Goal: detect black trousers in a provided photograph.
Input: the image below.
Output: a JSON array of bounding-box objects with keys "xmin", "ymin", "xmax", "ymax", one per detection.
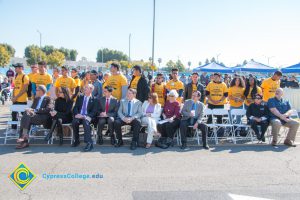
[
  {"xmin": 97, "ymin": 117, "xmax": 114, "ymax": 138},
  {"xmin": 49, "ymin": 116, "xmax": 72, "ymax": 138},
  {"xmin": 72, "ymin": 118, "xmax": 92, "ymax": 144},
  {"xmin": 12, "ymin": 101, "xmax": 27, "ymax": 129},
  {"xmin": 248, "ymin": 119, "xmax": 269, "ymax": 138},
  {"xmin": 114, "ymin": 118, "xmax": 141, "ymax": 142},
  {"xmin": 207, "ymin": 104, "xmax": 224, "ymax": 124},
  {"xmin": 180, "ymin": 119, "xmax": 208, "ymax": 146},
  {"xmin": 157, "ymin": 118, "xmax": 180, "ymax": 139}
]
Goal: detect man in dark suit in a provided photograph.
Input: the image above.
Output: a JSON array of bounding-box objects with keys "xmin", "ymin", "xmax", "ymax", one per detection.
[
  {"xmin": 114, "ymin": 88, "xmax": 142, "ymax": 150},
  {"xmin": 16, "ymin": 85, "xmax": 53, "ymax": 149},
  {"xmin": 97, "ymin": 86, "xmax": 119, "ymax": 145},
  {"xmin": 72, "ymin": 84, "xmax": 97, "ymax": 151},
  {"xmin": 180, "ymin": 91, "xmax": 209, "ymax": 150},
  {"xmin": 184, "ymin": 72, "xmax": 205, "ymax": 102}
]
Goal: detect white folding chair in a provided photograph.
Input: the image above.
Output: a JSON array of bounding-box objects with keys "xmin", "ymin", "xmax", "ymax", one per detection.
[
  {"xmin": 202, "ymin": 109, "xmax": 219, "ymax": 144},
  {"xmin": 230, "ymin": 109, "xmax": 255, "ymax": 144},
  {"xmin": 28, "ymin": 125, "xmax": 51, "ymax": 144},
  {"xmin": 212, "ymin": 108, "xmax": 234, "ymax": 144},
  {"xmin": 4, "ymin": 104, "xmax": 29, "ymax": 144}
]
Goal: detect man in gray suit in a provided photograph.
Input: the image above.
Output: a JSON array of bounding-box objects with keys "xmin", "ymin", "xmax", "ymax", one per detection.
[
  {"xmin": 180, "ymin": 91, "xmax": 209, "ymax": 150},
  {"xmin": 114, "ymin": 88, "xmax": 142, "ymax": 150},
  {"xmin": 97, "ymin": 86, "xmax": 119, "ymax": 145}
]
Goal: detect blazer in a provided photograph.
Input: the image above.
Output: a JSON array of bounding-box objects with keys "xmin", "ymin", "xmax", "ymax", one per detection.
[
  {"xmin": 118, "ymin": 98, "xmax": 142, "ymax": 121},
  {"xmin": 141, "ymin": 101, "xmax": 162, "ymax": 121},
  {"xmin": 98, "ymin": 96, "xmax": 119, "ymax": 118},
  {"xmin": 181, "ymin": 99, "xmax": 205, "ymax": 124},
  {"xmin": 184, "ymin": 82, "xmax": 205, "ymax": 103},
  {"xmin": 73, "ymin": 94, "xmax": 97, "ymax": 119},
  {"xmin": 31, "ymin": 96, "xmax": 53, "ymax": 115}
]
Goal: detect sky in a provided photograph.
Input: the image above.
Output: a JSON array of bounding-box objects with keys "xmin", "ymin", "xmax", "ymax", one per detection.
[{"xmin": 1, "ymin": 0, "xmax": 300, "ymax": 68}]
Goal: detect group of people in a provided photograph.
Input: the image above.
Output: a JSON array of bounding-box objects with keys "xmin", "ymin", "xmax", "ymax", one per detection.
[{"xmin": 9, "ymin": 61, "xmax": 299, "ymax": 151}]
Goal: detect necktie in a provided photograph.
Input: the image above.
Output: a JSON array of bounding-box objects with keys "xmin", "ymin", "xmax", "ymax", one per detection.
[
  {"xmin": 192, "ymin": 102, "xmax": 196, "ymax": 110},
  {"xmin": 127, "ymin": 101, "xmax": 131, "ymax": 117},
  {"xmin": 105, "ymin": 99, "xmax": 109, "ymax": 113},
  {"xmin": 81, "ymin": 97, "xmax": 88, "ymax": 115}
]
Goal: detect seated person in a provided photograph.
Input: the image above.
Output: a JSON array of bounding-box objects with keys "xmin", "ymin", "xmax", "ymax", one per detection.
[
  {"xmin": 157, "ymin": 90, "xmax": 181, "ymax": 149},
  {"xmin": 97, "ymin": 86, "xmax": 119, "ymax": 145},
  {"xmin": 180, "ymin": 91, "xmax": 209, "ymax": 150},
  {"xmin": 45, "ymin": 87, "xmax": 73, "ymax": 145},
  {"xmin": 141, "ymin": 92, "xmax": 162, "ymax": 149},
  {"xmin": 246, "ymin": 94, "xmax": 269, "ymax": 142},
  {"xmin": 72, "ymin": 84, "xmax": 97, "ymax": 152},
  {"xmin": 268, "ymin": 88, "xmax": 299, "ymax": 147},
  {"xmin": 114, "ymin": 88, "xmax": 142, "ymax": 150},
  {"xmin": 16, "ymin": 85, "xmax": 53, "ymax": 149}
]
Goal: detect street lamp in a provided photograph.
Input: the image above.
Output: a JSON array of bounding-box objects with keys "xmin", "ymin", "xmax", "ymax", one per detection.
[
  {"xmin": 151, "ymin": 0, "xmax": 156, "ymax": 75},
  {"xmin": 37, "ymin": 30, "xmax": 42, "ymax": 48},
  {"xmin": 129, "ymin": 33, "xmax": 131, "ymax": 63},
  {"xmin": 216, "ymin": 53, "xmax": 221, "ymax": 63}
]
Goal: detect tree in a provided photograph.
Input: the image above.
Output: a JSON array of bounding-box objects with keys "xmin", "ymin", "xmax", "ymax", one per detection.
[
  {"xmin": 25, "ymin": 45, "xmax": 47, "ymax": 65},
  {"xmin": 0, "ymin": 43, "xmax": 15, "ymax": 57},
  {"xmin": 47, "ymin": 50, "xmax": 65, "ymax": 67},
  {"xmin": 158, "ymin": 58, "xmax": 162, "ymax": 66},
  {"xmin": 166, "ymin": 60, "xmax": 176, "ymax": 69},
  {"xmin": 42, "ymin": 45, "xmax": 55, "ymax": 55},
  {"xmin": 188, "ymin": 61, "xmax": 192, "ymax": 69},
  {"xmin": 70, "ymin": 50, "xmax": 78, "ymax": 61},
  {"xmin": 205, "ymin": 59, "xmax": 209, "ymax": 64},
  {"xmin": 96, "ymin": 48, "xmax": 128, "ymax": 63},
  {"xmin": 198, "ymin": 61, "xmax": 202, "ymax": 66},
  {"xmin": 59, "ymin": 47, "xmax": 71, "ymax": 60},
  {"xmin": 163, "ymin": 60, "xmax": 185, "ymax": 72},
  {"xmin": 210, "ymin": 57, "xmax": 216, "ymax": 63},
  {"xmin": 243, "ymin": 60, "xmax": 247, "ymax": 65},
  {"xmin": 0, "ymin": 46, "xmax": 10, "ymax": 67}
]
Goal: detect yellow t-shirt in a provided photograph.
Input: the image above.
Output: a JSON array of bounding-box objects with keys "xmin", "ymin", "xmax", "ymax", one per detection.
[
  {"xmin": 80, "ymin": 80, "xmax": 91, "ymax": 91},
  {"xmin": 31, "ymin": 73, "xmax": 53, "ymax": 87},
  {"xmin": 106, "ymin": 73, "xmax": 128, "ymax": 100},
  {"xmin": 228, "ymin": 86, "xmax": 245, "ymax": 107},
  {"xmin": 152, "ymin": 83, "xmax": 166, "ymax": 106},
  {"xmin": 13, "ymin": 73, "xmax": 29, "ymax": 103},
  {"xmin": 27, "ymin": 72, "xmax": 36, "ymax": 82},
  {"xmin": 55, "ymin": 76, "xmax": 76, "ymax": 89},
  {"xmin": 261, "ymin": 78, "xmax": 280, "ymax": 102},
  {"xmin": 73, "ymin": 77, "xmax": 81, "ymax": 87},
  {"xmin": 206, "ymin": 81, "xmax": 228, "ymax": 105},
  {"xmin": 192, "ymin": 84, "xmax": 197, "ymax": 93},
  {"xmin": 245, "ymin": 86, "xmax": 262, "ymax": 106},
  {"xmin": 166, "ymin": 79, "xmax": 184, "ymax": 103},
  {"xmin": 129, "ymin": 76, "xmax": 141, "ymax": 89}
]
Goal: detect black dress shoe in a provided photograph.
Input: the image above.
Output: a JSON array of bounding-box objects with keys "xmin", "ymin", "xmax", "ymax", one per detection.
[
  {"xmin": 130, "ymin": 141, "xmax": 137, "ymax": 150},
  {"xmin": 71, "ymin": 140, "xmax": 80, "ymax": 147},
  {"xmin": 180, "ymin": 143, "xmax": 188, "ymax": 150},
  {"xmin": 84, "ymin": 143, "xmax": 93, "ymax": 152},
  {"xmin": 203, "ymin": 145, "xmax": 210, "ymax": 150},
  {"xmin": 97, "ymin": 136, "xmax": 103, "ymax": 145},
  {"xmin": 110, "ymin": 135, "xmax": 116, "ymax": 146},
  {"xmin": 114, "ymin": 140, "xmax": 123, "ymax": 147},
  {"xmin": 59, "ymin": 137, "xmax": 63, "ymax": 146}
]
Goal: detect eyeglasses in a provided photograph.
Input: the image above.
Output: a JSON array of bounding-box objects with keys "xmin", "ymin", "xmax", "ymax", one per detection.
[
  {"xmin": 169, "ymin": 95, "xmax": 175, "ymax": 97},
  {"xmin": 172, "ymin": 73, "xmax": 178, "ymax": 75},
  {"xmin": 255, "ymin": 97, "xmax": 262, "ymax": 100}
]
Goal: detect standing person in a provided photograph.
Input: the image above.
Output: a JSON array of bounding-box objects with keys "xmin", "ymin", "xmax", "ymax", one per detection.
[
  {"xmin": 6, "ymin": 67, "xmax": 15, "ymax": 84},
  {"xmin": 244, "ymin": 77, "xmax": 262, "ymax": 109},
  {"xmin": 141, "ymin": 93, "xmax": 162, "ymax": 148},
  {"xmin": 180, "ymin": 91, "xmax": 209, "ymax": 149},
  {"xmin": 128, "ymin": 65, "xmax": 149, "ymax": 103},
  {"xmin": 11, "ymin": 63, "xmax": 29, "ymax": 129},
  {"xmin": 205, "ymin": 72, "xmax": 228, "ymax": 124},
  {"xmin": 70, "ymin": 68, "xmax": 81, "ymax": 100},
  {"xmin": 105, "ymin": 63, "xmax": 128, "ymax": 100},
  {"xmin": 90, "ymin": 70, "xmax": 103, "ymax": 99},
  {"xmin": 31, "ymin": 61, "xmax": 53, "ymax": 97},
  {"xmin": 80, "ymin": 71, "xmax": 91, "ymax": 93},
  {"xmin": 44, "ymin": 87, "xmax": 73, "ymax": 145},
  {"xmin": 261, "ymin": 71, "xmax": 282, "ymax": 103},
  {"xmin": 184, "ymin": 72, "xmax": 205, "ymax": 102},
  {"xmin": 157, "ymin": 90, "xmax": 181, "ymax": 149},
  {"xmin": 114, "ymin": 88, "xmax": 142, "ymax": 150},
  {"xmin": 27, "ymin": 64, "xmax": 39, "ymax": 100},
  {"xmin": 54, "ymin": 66, "xmax": 76, "ymax": 98},
  {"xmin": 102, "ymin": 72, "xmax": 110, "ymax": 89},
  {"xmin": 287, "ymin": 75, "xmax": 300, "ymax": 88},
  {"xmin": 96, "ymin": 86, "xmax": 119, "ymax": 145},
  {"xmin": 246, "ymin": 94, "xmax": 269, "ymax": 142},
  {"xmin": 0, "ymin": 77, "xmax": 10, "ymax": 102},
  {"xmin": 179, "ymin": 74, "xmax": 187, "ymax": 86},
  {"xmin": 49, "ymin": 67, "xmax": 60, "ymax": 100},
  {"xmin": 72, "ymin": 84, "xmax": 98, "ymax": 151},
  {"xmin": 267, "ymin": 88, "xmax": 299, "ymax": 147},
  {"xmin": 200, "ymin": 72, "xmax": 209, "ymax": 86},
  {"xmin": 228, "ymin": 77, "xmax": 245, "ymax": 124},
  {"xmin": 166, "ymin": 68, "xmax": 184, "ymax": 103},
  {"xmin": 151, "ymin": 73, "xmax": 166, "ymax": 106}
]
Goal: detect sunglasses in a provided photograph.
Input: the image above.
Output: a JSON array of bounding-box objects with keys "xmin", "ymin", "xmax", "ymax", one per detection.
[{"xmin": 255, "ymin": 97, "xmax": 262, "ymax": 100}]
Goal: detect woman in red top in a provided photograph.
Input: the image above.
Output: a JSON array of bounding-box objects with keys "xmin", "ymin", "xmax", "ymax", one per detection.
[{"xmin": 157, "ymin": 90, "xmax": 181, "ymax": 148}]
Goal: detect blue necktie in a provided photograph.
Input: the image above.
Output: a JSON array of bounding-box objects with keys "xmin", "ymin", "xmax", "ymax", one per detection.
[
  {"xmin": 127, "ymin": 101, "xmax": 131, "ymax": 117},
  {"xmin": 192, "ymin": 102, "xmax": 196, "ymax": 110},
  {"xmin": 81, "ymin": 97, "xmax": 88, "ymax": 115}
]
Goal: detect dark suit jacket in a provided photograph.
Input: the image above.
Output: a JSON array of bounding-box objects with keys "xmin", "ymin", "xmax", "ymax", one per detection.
[
  {"xmin": 129, "ymin": 75, "xmax": 150, "ymax": 103},
  {"xmin": 184, "ymin": 82, "xmax": 205, "ymax": 103},
  {"xmin": 73, "ymin": 94, "xmax": 97, "ymax": 119},
  {"xmin": 98, "ymin": 96, "xmax": 119, "ymax": 118},
  {"xmin": 31, "ymin": 96, "xmax": 53, "ymax": 115}
]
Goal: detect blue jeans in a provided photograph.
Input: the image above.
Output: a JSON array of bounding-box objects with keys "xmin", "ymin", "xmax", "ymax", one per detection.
[{"xmin": 229, "ymin": 105, "xmax": 244, "ymax": 124}]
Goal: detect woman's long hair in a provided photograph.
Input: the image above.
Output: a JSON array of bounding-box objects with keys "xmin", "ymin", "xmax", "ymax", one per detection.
[
  {"xmin": 229, "ymin": 77, "xmax": 244, "ymax": 88},
  {"xmin": 61, "ymin": 87, "xmax": 71, "ymax": 102},
  {"xmin": 244, "ymin": 77, "xmax": 258, "ymax": 99}
]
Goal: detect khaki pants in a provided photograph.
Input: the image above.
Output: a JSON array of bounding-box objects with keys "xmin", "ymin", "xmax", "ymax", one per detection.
[{"xmin": 270, "ymin": 119, "xmax": 299, "ymax": 142}]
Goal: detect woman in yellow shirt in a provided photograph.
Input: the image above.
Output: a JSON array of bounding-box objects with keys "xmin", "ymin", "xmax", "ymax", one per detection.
[
  {"xmin": 244, "ymin": 77, "xmax": 262, "ymax": 109},
  {"xmin": 228, "ymin": 77, "xmax": 245, "ymax": 124}
]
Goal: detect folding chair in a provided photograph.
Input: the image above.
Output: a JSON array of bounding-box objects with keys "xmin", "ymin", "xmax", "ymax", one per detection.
[
  {"xmin": 230, "ymin": 109, "xmax": 255, "ymax": 144},
  {"xmin": 28, "ymin": 125, "xmax": 51, "ymax": 144},
  {"xmin": 4, "ymin": 104, "xmax": 29, "ymax": 144},
  {"xmin": 212, "ymin": 108, "xmax": 234, "ymax": 144},
  {"xmin": 202, "ymin": 109, "xmax": 219, "ymax": 144},
  {"xmin": 50, "ymin": 123, "xmax": 73, "ymax": 144}
]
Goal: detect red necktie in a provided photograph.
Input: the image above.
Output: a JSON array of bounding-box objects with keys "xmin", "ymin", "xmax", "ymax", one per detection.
[{"xmin": 105, "ymin": 99, "xmax": 109, "ymax": 113}]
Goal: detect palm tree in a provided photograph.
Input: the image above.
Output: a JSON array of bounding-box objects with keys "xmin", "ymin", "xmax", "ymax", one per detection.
[{"xmin": 188, "ymin": 61, "xmax": 192, "ymax": 70}]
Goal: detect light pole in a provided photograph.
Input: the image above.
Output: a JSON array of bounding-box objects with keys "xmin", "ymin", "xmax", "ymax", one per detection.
[
  {"xmin": 151, "ymin": 0, "xmax": 156, "ymax": 75},
  {"xmin": 129, "ymin": 33, "xmax": 131, "ymax": 63},
  {"xmin": 101, "ymin": 48, "xmax": 104, "ymax": 63},
  {"xmin": 37, "ymin": 30, "xmax": 42, "ymax": 48},
  {"xmin": 216, "ymin": 53, "xmax": 221, "ymax": 63}
]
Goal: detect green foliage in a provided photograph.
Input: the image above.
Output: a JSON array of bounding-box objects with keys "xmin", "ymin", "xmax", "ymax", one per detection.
[
  {"xmin": 42, "ymin": 45, "xmax": 55, "ymax": 55},
  {"xmin": 47, "ymin": 50, "xmax": 65, "ymax": 67},
  {"xmin": 205, "ymin": 59, "xmax": 209, "ymax": 64},
  {"xmin": 0, "ymin": 43, "xmax": 15, "ymax": 57},
  {"xmin": 162, "ymin": 59, "xmax": 185, "ymax": 72},
  {"xmin": 70, "ymin": 50, "xmax": 78, "ymax": 61},
  {"xmin": 25, "ymin": 45, "xmax": 47, "ymax": 65},
  {"xmin": 198, "ymin": 61, "xmax": 202, "ymax": 66},
  {"xmin": 210, "ymin": 57, "xmax": 216, "ymax": 63},
  {"xmin": 97, "ymin": 48, "xmax": 128, "ymax": 63},
  {"xmin": 0, "ymin": 46, "xmax": 10, "ymax": 67}
]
